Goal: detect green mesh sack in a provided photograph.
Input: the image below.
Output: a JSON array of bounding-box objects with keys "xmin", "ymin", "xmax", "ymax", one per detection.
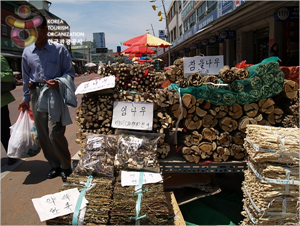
[{"xmin": 179, "ymin": 57, "xmax": 284, "ymax": 106}]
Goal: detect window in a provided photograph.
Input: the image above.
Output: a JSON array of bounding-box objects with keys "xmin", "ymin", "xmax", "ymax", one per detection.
[
  {"xmin": 207, "ymin": 1, "xmax": 217, "ymax": 14},
  {"xmin": 179, "ymin": 25, "xmax": 182, "ymax": 36},
  {"xmin": 178, "ymin": 0, "xmax": 182, "ymax": 11},
  {"xmin": 173, "ymin": 26, "xmax": 176, "ymax": 40},
  {"xmin": 189, "ymin": 12, "xmax": 196, "ymax": 28},
  {"xmin": 184, "ymin": 20, "xmax": 189, "ymax": 32},
  {"xmin": 1, "ymin": 24, "xmax": 7, "ymax": 35},
  {"xmin": 197, "ymin": 3, "xmax": 206, "ymax": 22},
  {"xmin": 173, "ymin": 1, "xmax": 177, "ymax": 13},
  {"xmin": 170, "ymin": 5, "xmax": 173, "ymax": 18}
]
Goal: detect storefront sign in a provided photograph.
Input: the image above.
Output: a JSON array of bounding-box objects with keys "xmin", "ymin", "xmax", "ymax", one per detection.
[
  {"xmin": 75, "ymin": 76, "xmax": 115, "ymax": 95},
  {"xmin": 209, "ymin": 36, "xmax": 217, "ymax": 44},
  {"xmin": 219, "ymin": 30, "xmax": 236, "ymax": 39},
  {"xmin": 183, "ymin": 55, "xmax": 224, "ymax": 76},
  {"xmin": 202, "ymin": 39, "xmax": 209, "ymax": 46},
  {"xmin": 274, "ymin": 6, "xmax": 299, "ymax": 22},
  {"xmin": 218, "ymin": 0, "xmax": 234, "ymax": 17},
  {"xmin": 197, "ymin": 8, "xmax": 218, "ymax": 31},
  {"xmin": 112, "ymin": 102, "xmax": 153, "ymax": 131}
]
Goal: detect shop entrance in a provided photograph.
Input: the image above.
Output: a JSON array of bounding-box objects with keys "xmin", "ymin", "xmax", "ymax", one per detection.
[{"xmin": 254, "ymin": 27, "xmax": 269, "ymax": 64}]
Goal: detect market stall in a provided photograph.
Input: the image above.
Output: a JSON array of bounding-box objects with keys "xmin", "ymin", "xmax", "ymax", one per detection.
[{"xmin": 43, "ymin": 54, "xmax": 298, "ymax": 225}]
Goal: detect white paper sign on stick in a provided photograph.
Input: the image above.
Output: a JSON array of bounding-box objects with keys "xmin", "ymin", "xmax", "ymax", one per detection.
[
  {"xmin": 32, "ymin": 188, "xmax": 88, "ymax": 222},
  {"xmin": 75, "ymin": 75, "xmax": 115, "ymax": 95},
  {"xmin": 112, "ymin": 101, "xmax": 153, "ymax": 131},
  {"xmin": 121, "ymin": 171, "xmax": 163, "ymax": 187},
  {"xmin": 183, "ymin": 55, "xmax": 224, "ymax": 77}
]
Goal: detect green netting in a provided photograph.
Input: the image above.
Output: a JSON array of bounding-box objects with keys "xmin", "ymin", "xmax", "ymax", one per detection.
[{"xmin": 178, "ymin": 57, "xmax": 285, "ymax": 106}]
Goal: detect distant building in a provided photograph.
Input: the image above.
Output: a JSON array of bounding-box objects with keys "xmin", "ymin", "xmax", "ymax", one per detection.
[{"xmin": 93, "ymin": 32, "xmax": 106, "ymax": 48}]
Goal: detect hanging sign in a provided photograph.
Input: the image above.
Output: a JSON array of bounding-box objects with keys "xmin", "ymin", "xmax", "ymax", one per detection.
[
  {"xmin": 219, "ymin": 30, "xmax": 236, "ymax": 39},
  {"xmin": 201, "ymin": 39, "xmax": 209, "ymax": 46},
  {"xmin": 112, "ymin": 102, "xmax": 153, "ymax": 131},
  {"xmin": 274, "ymin": 6, "xmax": 299, "ymax": 22},
  {"xmin": 158, "ymin": 30, "xmax": 165, "ymax": 40},
  {"xmin": 209, "ymin": 36, "xmax": 217, "ymax": 44},
  {"xmin": 75, "ymin": 76, "xmax": 115, "ymax": 95},
  {"xmin": 183, "ymin": 55, "xmax": 224, "ymax": 76}
]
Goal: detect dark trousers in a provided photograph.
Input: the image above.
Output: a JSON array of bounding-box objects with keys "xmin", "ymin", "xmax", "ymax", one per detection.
[
  {"xmin": 1, "ymin": 105, "xmax": 11, "ymax": 152},
  {"xmin": 30, "ymin": 87, "xmax": 71, "ymax": 170}
]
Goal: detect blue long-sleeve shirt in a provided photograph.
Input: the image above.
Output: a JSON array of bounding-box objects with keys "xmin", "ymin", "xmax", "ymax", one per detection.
[{"xmin": 21, "ymin": 41, "xmax": 75, "ymax": 103}]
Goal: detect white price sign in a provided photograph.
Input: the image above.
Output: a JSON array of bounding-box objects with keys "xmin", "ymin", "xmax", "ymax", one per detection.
[
  {"xmin": 183, "ymin": 55, "xmax": 224, "ymax": 77},
  {"xmin": 75, "ymin": 75, "xmax": 115, "ymax": 95},
  {"xmin": 121, "ymin": 171, "xmax": 163, "ymax": 187},
  {"xmin": 112, "ymin": 101, "xmax": 153, "ymax": 131}
]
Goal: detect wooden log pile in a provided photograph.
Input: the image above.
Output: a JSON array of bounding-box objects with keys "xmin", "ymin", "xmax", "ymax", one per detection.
[
  {"xmin": 46, "ymin": 175, "xmax": 113, "ymax": 225},
  {"xmin": 110, "ymin": 174, "xmax": 171, "ymax": 225},
  {"xmin": 240, "ymin": 125, "xmax": 299, "ymax": 225}
]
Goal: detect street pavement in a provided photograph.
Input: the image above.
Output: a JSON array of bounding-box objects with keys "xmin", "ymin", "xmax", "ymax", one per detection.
[{"xmin": 1, "ymin": 74, "xmax": 98, "ymax": 225}]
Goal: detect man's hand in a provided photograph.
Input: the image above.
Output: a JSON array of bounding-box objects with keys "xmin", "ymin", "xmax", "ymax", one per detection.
[
  {"xmin": 44, "ymin": 79, "xmax": 59, "ymax": 89},
  {"xmin": 19, "ymin": 101, "xmax": 30, "ymax": 112}
]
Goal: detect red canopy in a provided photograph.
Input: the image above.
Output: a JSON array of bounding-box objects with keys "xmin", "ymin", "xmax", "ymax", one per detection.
[
  {"xmin": 123, "ymin": 33, "xmax": 172, "ymax": 48},
  {"xmin": 121, "ymin": 46, "xmax": 155, "ymax": 54}
]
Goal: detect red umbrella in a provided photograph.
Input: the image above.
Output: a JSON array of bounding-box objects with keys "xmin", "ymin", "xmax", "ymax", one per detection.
[
  {"xmin": 121, "ymin": 46, "xmax": 155, "ymax": 54},
  {"xmin": 123, "ymin": 33, "xmax": 171, "ymax": 48}
]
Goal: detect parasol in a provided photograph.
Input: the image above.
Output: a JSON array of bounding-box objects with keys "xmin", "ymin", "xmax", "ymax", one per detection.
[
  {"xmin": 85, "ymin": 62, "xmax": 96, "ymax": 67},
  {"xmin": 121, "ymin": 46, "xmax": 155, "ymax": 54},
  {"xmin": 122, "ymin": 33, "xmax": 171, "ymax": 48}
]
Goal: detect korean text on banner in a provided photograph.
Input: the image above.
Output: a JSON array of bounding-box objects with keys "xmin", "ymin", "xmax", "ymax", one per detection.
[{"xmin": 183, "ymin": 55, "xmax": 224, "ymax": 77}]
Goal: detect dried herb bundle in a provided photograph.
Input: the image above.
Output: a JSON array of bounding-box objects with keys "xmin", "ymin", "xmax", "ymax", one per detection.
[
  {"xmin": 110, "ymin": 174, "xmax": 171, "ymax": 225},
  {"xmin": 46, "ymin": 175, "xmax": 114, "ymax": 225}
]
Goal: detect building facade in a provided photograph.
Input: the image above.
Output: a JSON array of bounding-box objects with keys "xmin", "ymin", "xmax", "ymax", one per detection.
[{"xmin": 157, "ymin": 0, "xmax": 299, "ymax": 67}]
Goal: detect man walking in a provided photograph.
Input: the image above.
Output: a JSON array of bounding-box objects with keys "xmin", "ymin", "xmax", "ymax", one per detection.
[{"xmin": 19, "ymin": 14, "xmax": 77, "ymax": 182}]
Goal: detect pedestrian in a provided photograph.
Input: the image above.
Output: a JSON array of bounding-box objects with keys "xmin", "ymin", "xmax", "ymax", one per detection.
[
  {"xmin": 1, "ymin": 55, "xmax": 17, "ymax": 165},
  {"xmin": 18, "ymin": 13, "xmax": 77, "ymax": 182},
  {"xmin": 270, "ymin": 43, "xmax": 279, "ymax": 57}
]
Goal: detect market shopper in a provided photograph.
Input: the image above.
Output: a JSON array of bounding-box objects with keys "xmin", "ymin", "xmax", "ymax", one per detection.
[
  {"xmin": 1, "ymin": 55, "xmax": 17, "ymax": 165},
  {"xmin": 270, "ymin": 43, "xmax": 279, "ymax": 57},
  {"xmin": 18, "ymin": 14, "xmax": 77, "ymax": 182}
]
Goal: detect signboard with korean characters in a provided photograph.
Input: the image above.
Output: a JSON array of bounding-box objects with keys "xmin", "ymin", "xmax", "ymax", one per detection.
[
  {"xmin": 183, "ymin": 55, "xmax": 224, "ymax": 77},
  {"xmin": 75, "ymin": 76, "xmax": 115, "ymax": 95},
  {"xmin": 112, "ymin": 102, "xmax": 153, "ymax": 131}
]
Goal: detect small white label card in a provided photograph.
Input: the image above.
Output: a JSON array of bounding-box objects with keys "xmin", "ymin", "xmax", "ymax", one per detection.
[
  {"xmin": 112, "ymin": 101, "xmax": 153, "ymax": 131},
  {"xmin": 183, "ymin": 55, "xmax": 224, "ymax": 77},
  {"xmin": 75, "ymin": 75, "xmax": 115, "ymax": 95},
  {"xmin": 121, "ymin": 171, "xmax": 163, "ymax": 187},
  {"xmin": 32, "ymin": 188, "xmax": 88, "ymax": 222}
]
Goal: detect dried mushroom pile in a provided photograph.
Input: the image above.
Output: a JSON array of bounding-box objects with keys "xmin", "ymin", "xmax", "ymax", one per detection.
[{"xmin": 240, "ymin": 125, "xmax": 299, "ymax": 225}]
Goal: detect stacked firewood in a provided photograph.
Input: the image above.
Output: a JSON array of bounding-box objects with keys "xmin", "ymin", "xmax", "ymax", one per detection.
[
  {"xmin": 240, "ymin": 125, "xmax": 299, "ymax": 225},
  {"xmin": 177, "ymin": 79, "xmax": 299, "ymax": 163},
  {"xmin": 98, "ymin": 63, "xmax": 165, "ymax": 93}
]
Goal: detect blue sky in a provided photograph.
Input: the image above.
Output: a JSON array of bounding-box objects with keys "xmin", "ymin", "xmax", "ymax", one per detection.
[{"xmin": 49, "ymin": 0, "xmax": 172, "ymax": 52}]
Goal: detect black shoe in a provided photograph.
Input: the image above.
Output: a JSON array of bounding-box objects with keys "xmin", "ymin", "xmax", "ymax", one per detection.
[
  {"xmin": 47, "ymin": 167, "xmax": 61, "ymax": 179},
  {"xmin": 61, "ymin": 168, "xmax": 72, "ymax": 182},
  {"xmin": 7, "ymin": 158, "xmax": 17, "ymax": 165}
]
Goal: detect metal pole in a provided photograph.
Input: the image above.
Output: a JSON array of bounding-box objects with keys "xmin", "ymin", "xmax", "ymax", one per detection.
[
  {"xmin": 162, "ymin": 0, "xmax": 171, "ymax": 66},
  {"xmin": 151, "ymin": 23, "xmax": 155, "ymax": 36}
]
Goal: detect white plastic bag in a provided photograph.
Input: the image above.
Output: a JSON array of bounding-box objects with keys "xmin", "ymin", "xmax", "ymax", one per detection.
[{"xmin": 7, "ymin": 109, "xmax": 41, "ymax": 158}]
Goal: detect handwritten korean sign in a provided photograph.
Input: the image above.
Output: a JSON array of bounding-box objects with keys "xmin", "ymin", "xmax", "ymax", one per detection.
[
  {"xmin": 32, "ymin": 188, "xmax": 88, "ymax": 222},
  {"xmin": 75, "ymin": 75, "xmax": 115, "ymax": 95},
  {"xmin": 121, "ymin": 171, "xmax": 163, "ymax": 187},
  {"xmin": 183, "ymin": 55, "xmax": 224, "ymax": 77},
  {"xmin": 112, "ymin": 101, "xmax": 153, "ymax": 131}
]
